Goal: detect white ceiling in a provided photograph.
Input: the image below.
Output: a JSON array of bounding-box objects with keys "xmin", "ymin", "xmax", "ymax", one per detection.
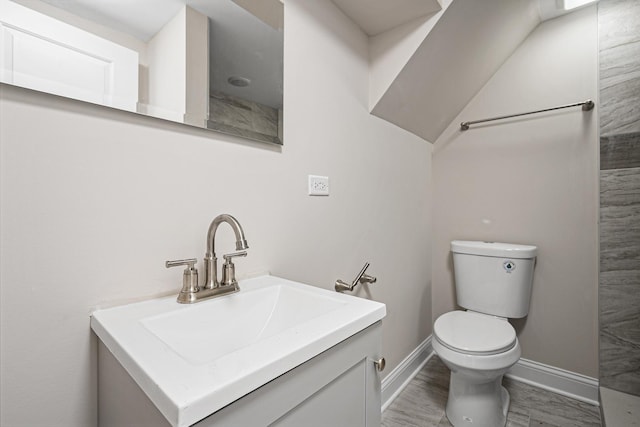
[
  {"xmin": 331, "ymin": 0, "xmax": 442, "ymax": 36},
  {"xmin": 40, "ymin": 0, "xmax": 185, "ymax": 41},
  {"xmin": 331, "ymin": 0, "xmax": 588, "ymax": 39}
]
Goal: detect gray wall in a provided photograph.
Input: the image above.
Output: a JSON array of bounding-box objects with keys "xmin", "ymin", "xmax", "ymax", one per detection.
[{"xmin": 598, "ymin": 0, "xmax": 640, "ymax": 396}]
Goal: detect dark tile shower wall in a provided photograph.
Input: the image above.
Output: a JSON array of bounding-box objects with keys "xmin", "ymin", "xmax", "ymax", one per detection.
[
  {"xmin": 598, "ymin": 0, "xmax": 640, "ymax": 396},
  {"xmin": 599, "ymin": 156, "xmax": 640, "ymax": 394},
  {"xmin": 599, "ymin": 0, "xmax": 640, "ymax": 137}
]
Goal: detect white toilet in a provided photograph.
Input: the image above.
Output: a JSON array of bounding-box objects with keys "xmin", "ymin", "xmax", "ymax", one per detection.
[{"xmin": 433, "ymin": 240, "xmax": 537, "ymax": 427}]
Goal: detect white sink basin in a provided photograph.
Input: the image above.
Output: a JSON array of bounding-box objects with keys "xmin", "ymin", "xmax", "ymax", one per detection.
[
  {"xmin": 142, "ymin": 284, "xmax": 346, "ymax": 364},
  {"xmin": 91, "ymin": 275, "xmax": 386, "ymax": 427}
]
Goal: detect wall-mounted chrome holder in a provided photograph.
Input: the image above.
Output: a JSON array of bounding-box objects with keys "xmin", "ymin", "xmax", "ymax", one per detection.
[{"xmin": 335, "ymin": 262, "xmax": 377, "ymax": 293}]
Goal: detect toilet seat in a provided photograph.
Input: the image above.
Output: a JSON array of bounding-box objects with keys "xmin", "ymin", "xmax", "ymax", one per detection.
[{"xmin": 434, "ymin": 311, "xmax": 516, "ymax": 355}]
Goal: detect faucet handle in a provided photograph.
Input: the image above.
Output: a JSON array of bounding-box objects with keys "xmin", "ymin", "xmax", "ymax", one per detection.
[
  {"xmin": 166, "ymin": 258, "xmax": 200, "ymax": 304},
  {"xmin": 220, "ymin": 251, "xmax": 247, "ymax": 288},
  {"xmin": 223, "ymin": 251, "xmax": 247, "ymax": 263},
  {"xmin": 166, "ymin": 258, "xmax": 197, "ymax": 270}
]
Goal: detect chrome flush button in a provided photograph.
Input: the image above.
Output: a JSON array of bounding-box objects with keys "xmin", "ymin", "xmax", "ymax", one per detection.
[{"xmin": 503, "ymin": 260, "xmax": 516, "ymax": 273}]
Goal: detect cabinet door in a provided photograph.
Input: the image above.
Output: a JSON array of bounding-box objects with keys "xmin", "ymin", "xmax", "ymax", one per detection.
[
  {"xmin": 271, "ymin": 360, "xmax": 367, "ymax": 427},
  {"xmin": 195, "ymin": 322, "xmax": 383, "ymax": 427},
  {"xmin": 0, "ymin": 0, "xmax": 138, "ymax": 111}
]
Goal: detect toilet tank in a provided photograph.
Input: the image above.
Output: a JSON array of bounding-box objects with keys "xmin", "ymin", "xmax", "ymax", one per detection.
[{"xmin": 451, "ymin": 240, "xmax": 537, "ymax": 319}]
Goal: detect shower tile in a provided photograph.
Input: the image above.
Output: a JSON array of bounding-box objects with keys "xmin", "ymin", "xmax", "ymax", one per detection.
[
  {"xmin": 599, "ymin": 0, "xmax": 640, "ymax": 53},
  {"xmin": 599, "ymin": 0, "xmax": 640, "ymax": 136},
  {"xmin": 599, "ymin": 225, "xmax": 640, "ymax": 265},
  {"xmin": 599, "ymin": 241, "xmax": 640, "ymax": 273},
  {"xmin": 599, "ymin": 166, "xmax": 640, "ymax": 396},
  {"xmin": 600, "ymin": 168, "xmax": 640, "ymax": 273},
  {"xmin": 600, "ymin": 283, "xmax": 640, "ymax": 339},
  {"xmin": 600, "ymin": 330, "xmax": 640, "ymax": 395},
  {"xmin": 601, "ymin": 319, "xmax": 640, "ymax": 372},
  {"xmin": 600, "ymin": 167, "xmax": 640, "ymax": 208},
  {"xmin": 600, "ymin": 132, "xmax": 640, "ymax": 170},
  {"xmin": 600, "ymin": 85, "xmax": 640, "ymax": 137},
  {"xmin": 600, "ymin": 166, "xmax": 640, "ymax": 196},
  {"xmin": 599, "ymin": 56, "xmax": 640, "ymax": 137},
  {"xmin": 600, "ymin": 269, "xmax": 638, "ymax": 287}
]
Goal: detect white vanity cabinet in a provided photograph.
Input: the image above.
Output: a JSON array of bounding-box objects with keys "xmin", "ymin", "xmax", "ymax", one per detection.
[
  {"xmin": 98, "ymin": 321, "xmax": 383, "ymax": 427},
  {"xmin": 92, "ymin": 275, "xmax": 386, "ymax": 427}
]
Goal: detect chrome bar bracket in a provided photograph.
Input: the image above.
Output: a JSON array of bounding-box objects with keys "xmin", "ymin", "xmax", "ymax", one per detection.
[{"xmin": 335, "ymin": 262, "xmax": 377, "ymax": 293}]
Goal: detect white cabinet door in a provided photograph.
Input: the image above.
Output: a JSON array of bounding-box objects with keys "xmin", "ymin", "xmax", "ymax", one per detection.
[
  {"xmin": 0, "ymin": 0, "xmax": 138, "ymax": 111},
  {"xmin": 194, "ymin": 322, "xmax": 383, "ymax": 427},
  {"xmin": 270, "ymin": 361, "xmax": 367, "ymax": 427}
]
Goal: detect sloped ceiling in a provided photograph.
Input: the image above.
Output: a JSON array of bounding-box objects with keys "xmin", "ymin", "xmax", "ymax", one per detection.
[
  {"xmin": 331, "ymin": 0, "xmax": 442, "ymax": 36},
  {"xmin": 332, "ymin": 0, "xmax": 558, "ymax": 143},
  {"xmin": 371, "ymin": 0, "xmax": 541, "ymax": 143}
]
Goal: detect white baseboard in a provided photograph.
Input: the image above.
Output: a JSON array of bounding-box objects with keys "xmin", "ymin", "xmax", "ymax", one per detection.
[
  {"xmin": 506, "ymin": 358, "xmax": 599, "ymax": 406},
  {"xmin": 380, "ymin": 334, "xmax": 599, "ymax": 411},
  {"xmin": 381, "ymin": 335, "xmax": 433, "ymax": 411}
]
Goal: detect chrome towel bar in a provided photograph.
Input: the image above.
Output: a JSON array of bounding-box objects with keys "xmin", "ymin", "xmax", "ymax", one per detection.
[{"xmin": 460, "ymin": 99, "xmax": 594, "ymax": 131}]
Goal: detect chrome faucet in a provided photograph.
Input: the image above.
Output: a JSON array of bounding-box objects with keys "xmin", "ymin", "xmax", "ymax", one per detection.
[
  {"xmin": 203, "ymin": 214, "xmax": 249, "ymax": 289},
  {"xmin": 166, "ymin": 214, "xmax": 249, "ymax": 303}
]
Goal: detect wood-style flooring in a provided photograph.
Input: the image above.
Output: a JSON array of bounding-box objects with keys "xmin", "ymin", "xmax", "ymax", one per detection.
[{"xmin": 382, "ymin": 356, "xmax": 601, "ymax": 427}]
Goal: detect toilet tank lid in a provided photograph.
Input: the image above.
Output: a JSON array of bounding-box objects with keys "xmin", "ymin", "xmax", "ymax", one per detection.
[{"xmin": 451, "ymin": 240, "xmax": 537, "ymax": 259}]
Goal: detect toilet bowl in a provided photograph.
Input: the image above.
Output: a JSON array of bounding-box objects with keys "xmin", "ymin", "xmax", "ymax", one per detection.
[{"xmin": 433, "ymin": 310, "xmax": 521, "ymax": 427}]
